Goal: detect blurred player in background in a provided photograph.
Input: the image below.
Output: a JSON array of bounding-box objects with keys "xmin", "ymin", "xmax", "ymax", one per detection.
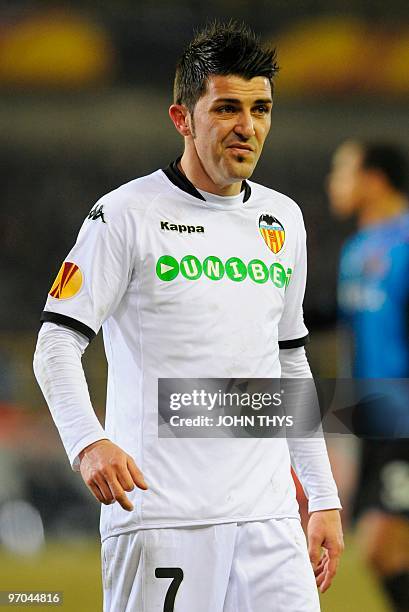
[
  {"xmin": 34, "ymin": 22, "xmax": 343, "ymax": 611},
  {"xmin": 328, "ymin": 140, "xmax": 409, "ymax": 612}
]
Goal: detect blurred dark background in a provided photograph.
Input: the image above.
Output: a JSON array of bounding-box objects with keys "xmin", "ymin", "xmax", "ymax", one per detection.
[{"xmin": 0, "ymin": 3, "xmax": 407, "ymax": 610}]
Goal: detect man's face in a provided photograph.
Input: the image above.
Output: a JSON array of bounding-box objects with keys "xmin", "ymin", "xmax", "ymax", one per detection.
[
  {"xmin": 189, "ymin": 74, "xmax": 273, "ymax": 186},
  {"xmin": 327, "ymin": 142, "xmax": 366, "ymax": 218}
]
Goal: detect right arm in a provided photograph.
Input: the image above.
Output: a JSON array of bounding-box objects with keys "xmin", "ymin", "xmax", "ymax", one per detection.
[
  {"xmin": 34, "ymin": 191, "xmax": 148, "ymax": 510},
  {"xmin": 33, "ymin": 322, "xmax": 147, "ymax": 511},
  {"xmin": 34, "ymin": 192, "xmax": 147, "ymax": 511}
]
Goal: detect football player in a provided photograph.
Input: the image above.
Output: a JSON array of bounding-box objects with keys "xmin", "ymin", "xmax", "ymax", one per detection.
[
  {"xmin": 329, "ymin": 140, "xmax": 409, "ymax": 612},
  {"xmin": 34, "ymin": 22, "xmax": 343, "ymax": 611}
]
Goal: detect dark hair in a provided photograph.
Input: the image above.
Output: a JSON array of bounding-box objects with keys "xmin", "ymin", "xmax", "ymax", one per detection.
[
  {"xmin": 174, "ymin": 20, "xmax": 278, "ymax": 113},
  {"xmin": 362, "ymin": 142, "xmax": 408, "ymax": 192}
]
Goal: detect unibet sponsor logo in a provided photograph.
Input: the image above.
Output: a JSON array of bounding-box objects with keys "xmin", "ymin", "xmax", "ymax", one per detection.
[
  {"xmin": 49, "ymin": 262, "xmax": 83, "ymax": 299},
  {"xmin": 156, "ymin": 255, "xmax": 292, "ymax": 287},
  {"xmin": 161, "ymin": 220, "xmax": 204, "ymax": 234}
]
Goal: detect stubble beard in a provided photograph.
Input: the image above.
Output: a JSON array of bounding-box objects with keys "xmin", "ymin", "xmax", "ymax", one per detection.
[{"xmin": 228, "ymin": 153, "xmax": 257, "ymax": 180}]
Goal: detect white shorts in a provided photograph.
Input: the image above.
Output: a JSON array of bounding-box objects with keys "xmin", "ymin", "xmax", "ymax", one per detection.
[{"xmin": 102, "ymin": 519, "xmax": 320, "ymax": 612}]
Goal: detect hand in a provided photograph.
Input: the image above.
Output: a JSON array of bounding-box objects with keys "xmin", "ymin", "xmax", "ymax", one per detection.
[
  {"xmin": 79, "ymin": 439, "xmax": 148, "ymax": 512},
  {"xmin": 307, "ymin": 509, "xmax": 344, "ymax": 593}
]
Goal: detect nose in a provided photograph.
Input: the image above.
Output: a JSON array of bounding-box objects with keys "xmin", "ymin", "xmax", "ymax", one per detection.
[{"xmin": 234, "ymin": 110, "xmax": 255, "ymax": 139}]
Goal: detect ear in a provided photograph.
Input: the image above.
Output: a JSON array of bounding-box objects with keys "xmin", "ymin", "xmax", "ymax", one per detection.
[{"xmin": 169, "ymin": 104, "xmax": 192, "ymax": 137}]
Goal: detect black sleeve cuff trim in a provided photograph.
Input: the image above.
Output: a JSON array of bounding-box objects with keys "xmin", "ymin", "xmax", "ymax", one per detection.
[
  {"xmin": 279, "ymin": 334, "xmax": 310, "ymax": 349},
  {"xmin": 40, "ymin": 311, "xmax": 96, "ymax": 342}
]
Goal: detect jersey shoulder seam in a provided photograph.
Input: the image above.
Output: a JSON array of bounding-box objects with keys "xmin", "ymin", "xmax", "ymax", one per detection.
[{"xmin": 93, "ymin": 170, "xmax": 165, "ymax": 220}]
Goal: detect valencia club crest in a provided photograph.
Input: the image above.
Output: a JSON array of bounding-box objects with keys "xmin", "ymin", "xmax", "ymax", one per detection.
[{"xmin": 259, "ymin": 214, "xmax": 285, "ymax": 254}]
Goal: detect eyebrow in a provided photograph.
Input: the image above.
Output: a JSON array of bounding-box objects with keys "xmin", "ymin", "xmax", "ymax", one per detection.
[{"xmin": 212, "ymin": 97, "xmax": 273, "ymax": 105}]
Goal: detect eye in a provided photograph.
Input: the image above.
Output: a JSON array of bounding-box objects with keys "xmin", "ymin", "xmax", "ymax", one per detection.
[
  {"xmin": 253, "ymin": 105, "xmax": 269, "ymax": 115},
  {"xmin": 217, "ymin": 105, "xmax": 236, "ymax": 114}
]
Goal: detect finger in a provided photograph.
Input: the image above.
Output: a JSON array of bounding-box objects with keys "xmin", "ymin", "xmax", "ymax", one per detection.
[
  {"xmin": 87, "ymin": 480, "xmax": 106, "ymax": 505},
  {"xmin": 107, "ymin": 476, "xmax": 134, "ymax": 512},
  {"xmin": 319, "ymin": 573, "xmax": 334, "ymax": 593},
  {"xmin": 319, "ymin": 556, "xmax": 339, "ymax": 593},
  {"xmin": 313, "ymin": 555, "xmax": 326, "ymax": 577},
  {"xmin": 116, "ymin": 464, "xmax": 136, "ymax": 493},
  {"xmin": 114, "ymin": 491, "xmax": 133, "ymax": 512},
  {"xmin": 315, "ymin": 560, "xmax": 328, "ymax": 588},
  {"xmin": 93, "ymin": 476, "xmax": 115, "ymax": 505},
  {"xmin": 315, "ymin": 570, "xmax": 326, "ymax": 588},
  {"xmin": 127, "ymin": 457, "xmax": 148, "ymax": 490}
]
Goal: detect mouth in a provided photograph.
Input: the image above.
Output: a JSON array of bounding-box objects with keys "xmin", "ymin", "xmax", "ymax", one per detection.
[{"xmin": 227, "ymin": 144, "xmax": 255, "ymax": 155}]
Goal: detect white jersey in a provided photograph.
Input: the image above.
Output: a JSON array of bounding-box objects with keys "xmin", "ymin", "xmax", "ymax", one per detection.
[{"xmin": 41, "ymin": 162, "xmax": 310, "ymax": 541}]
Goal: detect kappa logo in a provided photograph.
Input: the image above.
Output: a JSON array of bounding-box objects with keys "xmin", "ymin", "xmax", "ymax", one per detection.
[
  {"xmin": 259, "ymin": 214, "xmax": 285, "ymax": 254},
  {"xmin": 49, "ymin": 262, "xmax": 83, "ymax": 300},
  {"xmin": 161, "ymin": 220, "xmax": 204, "ymax": 234},
  {"xmin": 87, "ymin": 204, "xmax": 106, "ymax": 223}
]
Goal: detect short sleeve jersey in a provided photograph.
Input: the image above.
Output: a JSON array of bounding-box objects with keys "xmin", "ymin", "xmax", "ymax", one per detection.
[{"xmin": 41, "ymin": 162, "xmax": 309, "ymax": 540}]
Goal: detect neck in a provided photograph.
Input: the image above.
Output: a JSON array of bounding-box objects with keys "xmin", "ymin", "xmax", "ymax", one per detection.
[
  {"xmin": 358, "ymin": 192, "xmax": 408, "ymax": 228},
  {"xmin": 179, "ymin": 147, "xmax": 243, "ymax": 197}
]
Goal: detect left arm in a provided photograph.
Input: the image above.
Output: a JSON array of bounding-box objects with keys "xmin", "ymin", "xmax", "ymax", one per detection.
[{"xmin": 280, "ymin": 346, "xmax": 344, "ymax": 593}]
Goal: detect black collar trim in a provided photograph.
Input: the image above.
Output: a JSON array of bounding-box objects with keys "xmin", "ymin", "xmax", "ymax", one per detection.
[{"xmin": 162, "ymin": 158, "xmax": 252, "ymax": 203}]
